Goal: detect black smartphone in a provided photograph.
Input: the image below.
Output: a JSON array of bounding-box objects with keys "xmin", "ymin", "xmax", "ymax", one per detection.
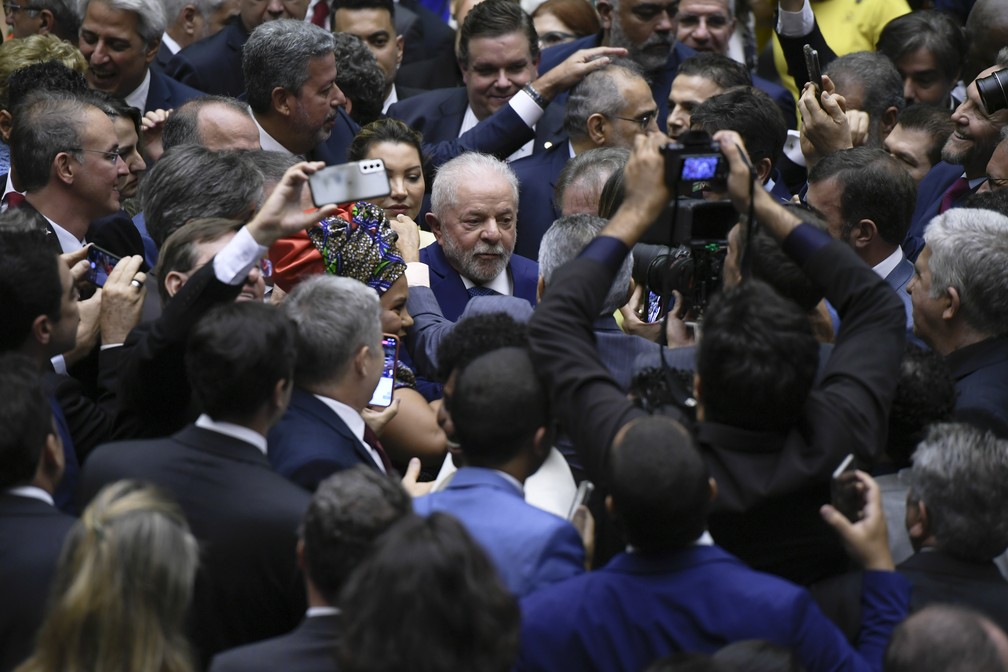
[
  {"xmin": 369, "ymin": 334, "xmax": 399, "ymax": 408},
  {"xmin": 567, "ymin": 480, "xmax": 595, "ymax": 521},
  {"xmin": 803, "ymin": 44, "xmax": 823, "ymax": 104},
  {"xmin": 86, "ymin": 244, "xmax": 121, "ymax": 287},
  {"xmin": 830, "ymin": 454, "xmax": 863, "ymax": 522}
]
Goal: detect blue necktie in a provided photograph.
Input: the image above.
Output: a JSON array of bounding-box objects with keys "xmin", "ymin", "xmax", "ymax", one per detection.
[{"xmin": 467, "ymin": 285, "xmax": 500, "ymax": 298}]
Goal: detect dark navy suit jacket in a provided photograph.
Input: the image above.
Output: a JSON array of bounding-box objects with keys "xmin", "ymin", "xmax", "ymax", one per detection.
[
  {"xmin": 166, "ymin": 15, "xmax": 248, "ymax": 97},
  {"xmin": 267, "ymin": 387, "xmax": 382, "ymax": 492},
  {"xmin": 945, "ymin": 337, "xmax": 1008, "ymax": 438},
  {"xmin": 538, "ymin": 35, "xmax": 695, "ymax": 132},
  {"xmin": 754, "ymin": 74, "xmax": 797, "ymax": 130},
  {"xmin": 413, "ymin": 468, "xmax": 584, "ymax": 597},
  {"xmin": 905, "ymin": 161, "xmax": 968, "ymax": 261},
  {"xmin": 511, "ymin": 142, "xmax": 569, "ymax": 260},
  {"xmin": 207, "ymin": 613, "xmax": 340, "ymax": 672},
  {"xmin": 145, "ymin": 66, "xmax": 203, "ymax": 113},
  {"xmin": 517, "ymin": 544, "xmax": 909, "ymax": 672},
  {"xmin": 418, "ymin": 242, "xmax": 539, "ymax": 322}
]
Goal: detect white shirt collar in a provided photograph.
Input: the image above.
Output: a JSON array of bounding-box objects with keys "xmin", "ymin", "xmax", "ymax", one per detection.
[
  {"xmin": 251, "ymin": 108, "xmax": 294, "ymax": 155},
  {"xmin": 383, "ymin": 86, "xmax": 399, "ymax": 114},
  {"xmin": 44, "ymin": 214, "xmax": 85, "ymax": 253},
  {"xmin": 493, "ymin": 469, "xmax": 525, "ymax": 495},
  {"xmin": 6, "ymin": 485, "xmax": 55, "ymax": 506},
  {"xmin": 311, "ymin": 395, "xmax": 387, "ymax": 473},
  {"xmin": 457, "ymin": 265, "xmax": 513, "ymax": 296},
  {"xmin": 161, "ymin": 32, "xmax": 182, "ymax": 54},
  {"xmin": 195, "ymin": 414, "xmax": 268, "ymax": 454},
  {"xmin": 307, "ymin": 606, "xmax": 340, "ymax": 617},
  {"xmin": 124, "ymin": 68, "xmax": 151, "ymax": 112},
  {"xmin": 872, "ymin": 246, "xmax": 904, "ymax": 280},
  {"xmin": 459, "ymin": 104, "xmax": 533, "ymax": 162}
]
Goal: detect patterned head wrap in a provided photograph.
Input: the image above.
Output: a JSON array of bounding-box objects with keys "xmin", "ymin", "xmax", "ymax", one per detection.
[{"xmin": 306, "ymin": 201, "xmax": 406, "ymax": 295}]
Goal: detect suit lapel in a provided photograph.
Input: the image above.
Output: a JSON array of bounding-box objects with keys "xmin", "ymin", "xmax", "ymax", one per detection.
[{"xmin": 289, "ymin": 389, "xmax": 379, "ymax": 470}]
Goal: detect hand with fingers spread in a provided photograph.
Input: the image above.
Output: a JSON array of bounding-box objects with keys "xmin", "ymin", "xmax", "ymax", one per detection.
[
  {"xmin": 245, "ymin": 162, "xmax": 343, "ymax": 247},
  {"xmin": 821, "ymin": 470, "xmax": 894, "ymax": 571},
  {"xmin": 531, "ymin": 46, "xmax": 629, "ymax": 100},
  {"xmin": 98, "ymin": 254, "xmax": 147, "ymax": 345}
]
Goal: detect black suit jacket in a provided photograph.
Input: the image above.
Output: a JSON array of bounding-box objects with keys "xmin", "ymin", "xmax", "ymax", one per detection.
[
  {"xmin": 79, "ymin": 425, "xmax": 310, "ymax": 666},
  {"xmin": 899, "ymin": 549, "xmax": 1008, "ymax": 634},
  {"xmin": 946, "ymin": 337, "xmax": 1008, "ymax": 438},
  {"xmin": 145, "ymin": 67, "xmax": 203, "ymax": 114},
  {"xmin": 0, "ymin": 493, "xmax": 76, "ymax": 672},
  {"xmin": 527, "ymin": 228, "xmax": 905, "ymax": 584},
  {"xmin": 207, "ymin": 613, "xmax": 340, "ymax": 672},
  {"xmin": 166, "ymin": 15, "xmax": 248, "ymax": 97}
]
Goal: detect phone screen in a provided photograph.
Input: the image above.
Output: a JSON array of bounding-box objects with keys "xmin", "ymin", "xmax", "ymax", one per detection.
[
  {"xmin": 87, "ymin": 245, "xmax": 121, "ymax": 287},
  {"xmin": 369, "ymin": 335, "xmax": 399, "ymax": 407}
]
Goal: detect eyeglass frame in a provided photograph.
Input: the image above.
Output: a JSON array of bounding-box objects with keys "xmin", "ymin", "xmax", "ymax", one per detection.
[
  {"xmin": 67, "ymin": 147, "xmax": 123, "ymax": 166},
  {"xmin": 3, "ymin": 2, "xmax": 43, "ymax": 14},
  {"xmin": 608, "ymin": 111, "xmax": 658, "ymax": 132}
]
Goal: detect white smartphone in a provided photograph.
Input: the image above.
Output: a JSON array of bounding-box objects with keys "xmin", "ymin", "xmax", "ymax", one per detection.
[{"xmin": 309, "ymin": 159, "xmax": 390, "ymax": 206}]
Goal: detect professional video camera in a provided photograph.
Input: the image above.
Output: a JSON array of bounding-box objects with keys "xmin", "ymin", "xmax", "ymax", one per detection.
[{"xmin": 633, "ymin": 131, "xmax": 736, "ymax": 323}]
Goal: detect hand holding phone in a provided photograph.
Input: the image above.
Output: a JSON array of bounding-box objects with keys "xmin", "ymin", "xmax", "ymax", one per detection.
[
  {"xmin": 86, "ymin": 245, "xmax": 123, "ymax": 288},
  {"xmin": 803, "ymin": 44, "xmax": 823, "ymax": 104},
  {"xmin": 369, "ymin": 334, "xmax": 400, "ymax": 408},
  {"xmin": 830, "ymin": 454, "xmax": 865, "ymax": 522}
]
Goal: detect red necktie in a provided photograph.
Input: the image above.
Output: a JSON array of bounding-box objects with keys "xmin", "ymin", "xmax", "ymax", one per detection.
[
  {"xmin": 363, "ymin": 425, "xmax": 394, "ymax": 474},
  {"xmin": 310, "ymin": 0, "xmax": 330, "ymax": 27},
  {"xmin": 3, "ymin": 191, "xmax": 25, "ymax": 208},
  {"xmin": 939, "ymin": 177, "xmax": 971, "ymax": 213}
]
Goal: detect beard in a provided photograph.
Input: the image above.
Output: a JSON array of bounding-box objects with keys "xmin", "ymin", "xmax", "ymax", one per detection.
[
  {"xmin": 440, "ymin": 234, "xmax": 514, "ymax": 285},
  {"xmin": 609, "ymin": 17, "xmax": 672, "ymax": 72}
]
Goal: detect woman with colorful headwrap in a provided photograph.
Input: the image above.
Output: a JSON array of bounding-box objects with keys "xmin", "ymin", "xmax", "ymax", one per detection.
[{"xmin": 270, "ymin": 201, "xmax": 448, "ymax": 473}]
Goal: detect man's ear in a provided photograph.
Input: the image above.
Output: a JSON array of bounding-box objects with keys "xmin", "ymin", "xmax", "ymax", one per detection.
[
  {"xmin": 272, "ymin": 86, "xmax": 293, "ymax": 118},
  {"xmin": 182, "ymin": 4, "xmax": 201, "ymax": 37},
  {"xmin": 881, "ymin": 105, "xmax": 900, "ymax": 137},
  {"xmin": 41, "ymin": 428, "xmax": 65, "ymax": 478},
  {"xmin": 296, "ymin": 538, "xmax": 306, "ymax": 570},
  {"xmin": 38, "ymin": 9, "xmax": 56, "ymax": 34},
  {"xmin": 708, "ymin": 477, "xmax": 718, "ymax": 503},
  {"xmin": 395, "ymin": 34, "xmax": 404, "ymax": 68},
  {"xmin": 596, "ymin": 0, "xmax": 614, "ymax": 31},
  {"xmin": 0, "ymin": 109, "xmax": 13, "ymax": 143},
  {"xmin": 163, "ymin": 271, "xmax": 187, "ymax": 298},
  {"xmin": 143, "ymin": 36, "xmax": 162, "ymax": 67},
  {"xmin": 536, "ymin": 275, "xmax": 545, "ymax": 302},
  {"xmin": 850, "ymin": 219, "xmax": 878, "ymax": 249},
  {"xmin": 354, "ymin": 344, "xmax": 373, "ymax": 377},
  {"xmin": 54, "ymin": 152, "xmax": 75, "ymax": 185},
  {"xmin": 906, "ymin": 497, "xmax": 929, "ymax": 541},
  {"xmin": 755, "ymin": 157, "xmax": 773, "ymax": 185},
  {"xmin": 531, "ymin": 425, "xmax": 550, "ymax": 459},
  {"xmin": 944, "ymin": 286, "xmax": 961, "ymax": 321},
  {"xmin": 586, "ymin": 113, "xmax": 608, "ymax": 146},
  {"xmin": 31, "ymin": 314, "xmax": 54, "ymax": 347},
  {"xmin": 426, "ymin": 212, "xmax": 443, "ymax": 242}
]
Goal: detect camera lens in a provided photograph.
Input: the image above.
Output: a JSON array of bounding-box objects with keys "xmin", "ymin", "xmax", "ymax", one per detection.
[{"xmin": 977, "ymin": 69, "xmax": 1008, "ymax": 115}]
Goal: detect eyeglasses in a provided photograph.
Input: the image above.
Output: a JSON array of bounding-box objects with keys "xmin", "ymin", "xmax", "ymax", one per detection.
[
  {"xmin": 610, "ymin": 111, "xmax": 657, "ymax": 132},
  {"xmin": 3, "ymin": 2, "xmax": 42, "ymax": 13},
  {"xmin": 69, "ymin": 147, "xmax": 122, "ymax": 166}
]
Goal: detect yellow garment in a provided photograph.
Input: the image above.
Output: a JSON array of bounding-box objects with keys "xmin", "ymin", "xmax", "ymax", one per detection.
[{"xmin": 771, "ymin": 0, "xmax": 911, "ymax": 104}]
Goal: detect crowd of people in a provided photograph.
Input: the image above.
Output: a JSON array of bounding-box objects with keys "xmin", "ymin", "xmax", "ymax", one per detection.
[{"xmin": 2, "ymin": 0, "xmax": 1008, "ymax": 669}]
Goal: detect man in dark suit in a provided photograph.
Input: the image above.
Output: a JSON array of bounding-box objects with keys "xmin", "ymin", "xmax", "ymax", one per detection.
[
  {"xmin": 208, "ymin": 467, "xmax": 412, "ymax": 672},
  {"xmin": 80, "ymin": 301, "xmax": 311, "ymax": 666},
  {"xmin": 806, "ymin": 147, "xmax": 921, "ymax": 342},
  {"xmin": 167, "ymin": 0, "xmax": 307, "ymax": 96},
  {"xmin": 528, "ymin": 131, "xmax": 906, "ymax": 585},
  {"xmin": 419, "ymin": 153, "xmax": 538, "ymax": 322},
  {"xmin": 0, "ymin": 355, "xmax": 75, "ymax": 672},
  {"xmin": 900, "ymin": 423, "xmax": 1008, "ymax": 632},
  {"xmin": 905, "ymin": 65, "xmax": 1008, "ymax": 259},
  {"xmin": 907, "ymin": 208, "xmax": 1008, "ymax": 438},
  {"xmin": 9, "ymin": 92, "xmax": 127, "ymax": 254},
  {"xmin": 268, "ymin": 276, "xmax": 392, "ymax": 490},
  {"xmin": 413, "ymin": 347, "xmax": 586, "ymax": 597},
  {"xmin": 511, "ymin": 61, "xmax": 657, "ymax": 260},
  {"xmin": 155, "ymin": 0, "xmax": 238, "ymax": 72},
  {"xmin": 517, "ymin": 415, "xmax": 910, "ymax": 672},
  {"xmin": 3, "ymin": 0, "xmax": 79, "ymax": 41},
  {"xmin": 78, "ymin": 0, "xmax": 202, "ymax": 113},
  {"xmin": 537, "ymin": 0, "xmax": 694, "ymax": 132}
]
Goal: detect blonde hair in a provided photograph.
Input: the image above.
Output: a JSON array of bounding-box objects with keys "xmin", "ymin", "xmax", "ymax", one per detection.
[
  {"xmin": 17, "ymin": 481, "xmax": 200, "ymax": 672},
  {"xmin": 0, "ymin": 34, "xmax": 88, "ymax": 106}
]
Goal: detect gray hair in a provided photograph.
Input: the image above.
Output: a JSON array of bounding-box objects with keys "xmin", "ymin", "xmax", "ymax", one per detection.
[
  {"xmin": 162, "ymin": 96, "xmax": 254, "ymax": 151},
  {"xmin": 564, "ymin": 60, "xmax": 646, "ymax": 142},
  {"xmin": 554, "ymin": 146, "xmax": 629, "ymax": 213},
  {"xmin": 924, "ymin": 208, "xmax": 1008, "ymax": 337},
  {"xmin": 9, "ymin": 91, "xmax": 88, "ymax": 192},
  {"xmin": 243, "ymin": 19, "xmax": 337, "ymax": 114},
  {"xmin": 78, "ymin": 0, "xmax": 167, "ymax": 46},
  {"xmin": 824, "ymin": 52, "xmax": 905, "ymax": 145},
  {"xmin": 141, "ymin": 146, "xmax": 264, "ymax": 247},
  {"xmin": 282, "ymin": 275, "xmax": 382, "ymax": 387},
  {"xmin": 430, "ymin": 152, "xmax": 519, "ymax": 219},
  {"xmin": 539, "ymin": 213, "xmax": 632, "ymax": 315},
  {"xmin": 910, "ymin": 422, "xmax": 1008, "ymax": 560},
  {"xmin": 35, "ymin": 0, "xmax": 80, "ymax": 41},
  {"xmin": 246, "ymin": 150, "xmax": 301, "ymax": 186}
]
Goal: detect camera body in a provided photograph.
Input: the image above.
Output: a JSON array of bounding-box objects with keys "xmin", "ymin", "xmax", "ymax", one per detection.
[
  {"xmin": 662, "ymin": 131, "xmax": 728, "ymax": 192},
  {"xmin": 977, "ymin": 68, "xmax": 1008, "ymax": 116}
]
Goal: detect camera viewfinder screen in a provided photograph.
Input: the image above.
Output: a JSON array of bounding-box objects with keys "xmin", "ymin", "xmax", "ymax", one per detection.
[{"xmin": 681, "ymin": 155, "xmax": 719, "ymax": 180}]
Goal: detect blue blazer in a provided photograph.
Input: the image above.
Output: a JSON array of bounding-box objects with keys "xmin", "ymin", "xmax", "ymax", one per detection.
[
  {"xmin": 419, "ymin": 242, "xmax": 539, "ymax": 321},
  {"xmin": 145, "ymin": 66, "xmax": 203, "ymax": 114},
  {"xmin": 386, "ymin": 86, "xmax": 566, "ymax": 157},
  {"xmin": 538, "ymin": 34, "xmax": 695, "ymax": 132},
  {"xmin": 753, "ymin": 74, "xmax": 797, "ymax": 130},
  {"xmin": 946, "ymin": 337, "xmax": 1008, "ymax": 438},
  {"xmin": 166, "ymin": 15, "xmax": 248, "ymax": 97},
  {"xmin": 517, "ymin": 544, "xmax": 910, "ymax": 672},
  {"xmin": 905, "ymin": 161, "xmax": 966, "ymax": 261},
  {"xmin": 267, "ymin": 387, "xmax": 381, "ymax": 492},
  {"xmin": 413, "ymin": 467, "xmax": 584, "ymax": 596},
  {"xmin": 511, "ymin": 142, "xmax": 570, "ymax": 260}
]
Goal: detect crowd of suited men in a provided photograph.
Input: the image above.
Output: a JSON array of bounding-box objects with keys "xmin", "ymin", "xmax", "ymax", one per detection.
[{"xmin": 3, "ymin": 0, "xmax": 1008, "ymax": 669}]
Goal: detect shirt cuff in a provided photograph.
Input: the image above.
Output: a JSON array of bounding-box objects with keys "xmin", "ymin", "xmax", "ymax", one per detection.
[
  {"xmin": 213, "ymin": 226, "xmax": 268, "ymax": 286},
  {"xmin": 776, "ymin": 0, "xmax": 814, "ymax": 35},
  {"xmin": 50, "ymin": 354, "xmax": 66, "ymax": 375},
  {"xmin": 100, "ymin": 343, "xmax": 123, "ymax": 351},
  {"xmin": 510, "ymin": 89, "xmax": 545, "ymax": 128},
  {"xmin": 782, "ymin": 222, "xmax": 832, "ymax": 263},
  {"xmin": 581, "ymin": 236, "xmax": 632, "ymax": 272},
  {"xmin": 405, "ymin": 261, "xmax": 430, "ymax": 287}
]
